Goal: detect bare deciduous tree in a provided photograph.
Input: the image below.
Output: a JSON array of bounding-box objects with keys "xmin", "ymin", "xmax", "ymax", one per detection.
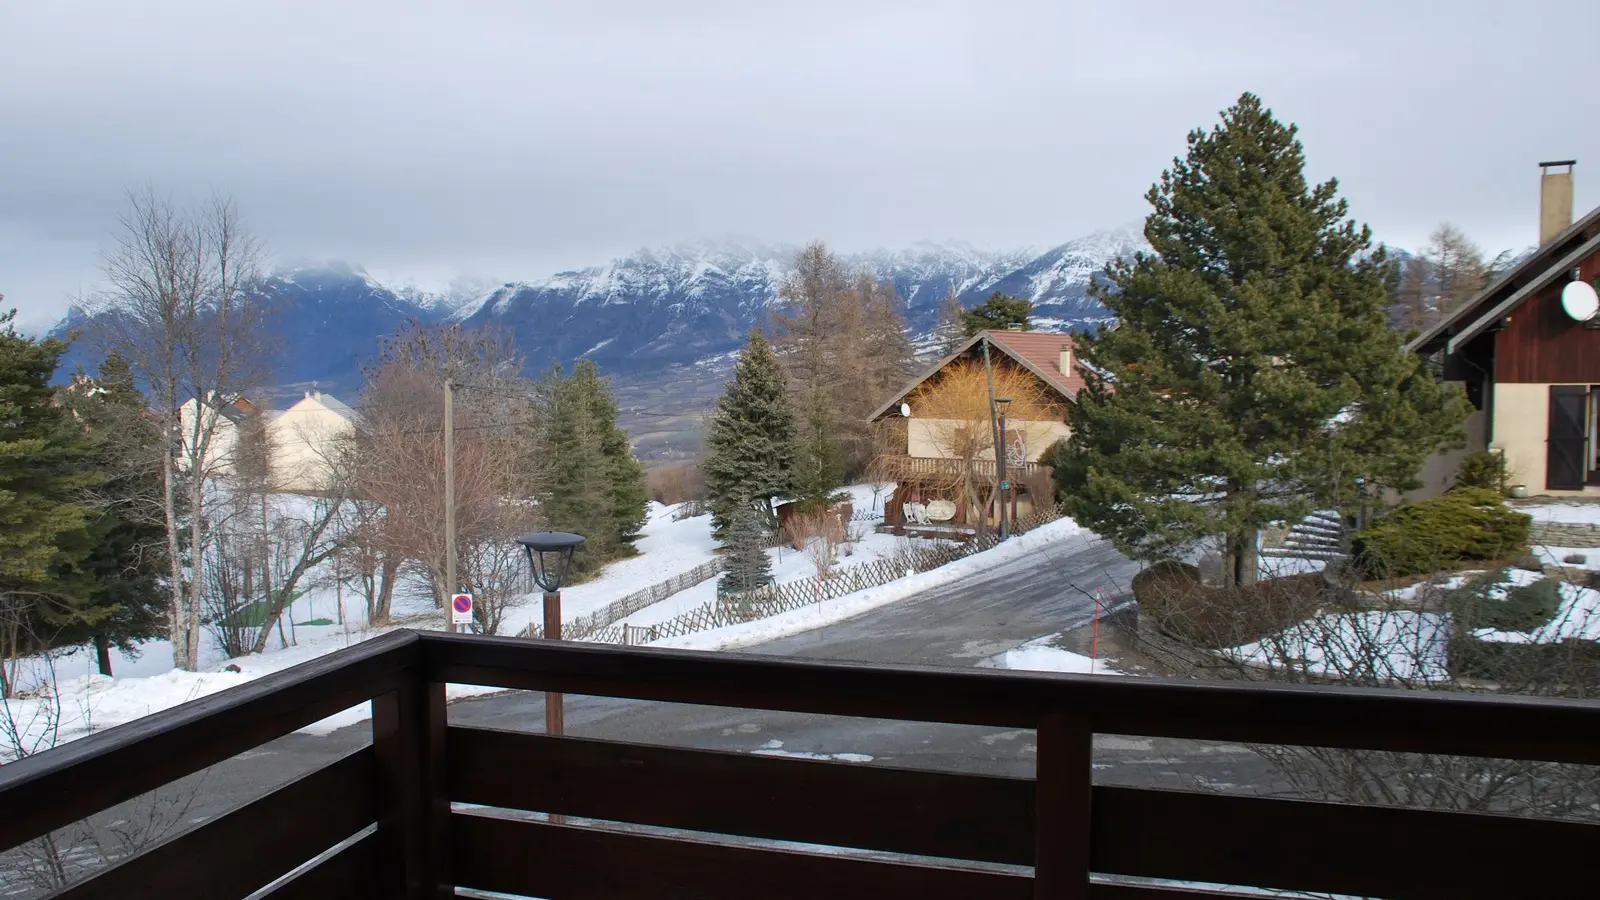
[{"xmin": 87, "ymin": 190, "xmax": 273, "ymax": 671}]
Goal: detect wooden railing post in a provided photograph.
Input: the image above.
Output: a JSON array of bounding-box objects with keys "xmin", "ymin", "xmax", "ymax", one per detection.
[
  {"xmin": 1034, "ymin": 712, "xmax": 1092, "ymax": 900},
  {"xmin": 372, "ymin": 670, "xmax": 451, "ymax": 898}
]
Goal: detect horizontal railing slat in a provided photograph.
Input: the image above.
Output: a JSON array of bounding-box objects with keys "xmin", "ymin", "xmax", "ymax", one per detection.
[
  {"xmin": 1092, "ymin": 784, "xmax": 1600, "ymax": 900},
  {"xmin": 448, "ymin": 726, "xmax": 1035, "ymax": 865},
  {"xmin": 451, "ymin": 811, "xmax": 1033, "ymax": 900},
  {"xmin": 0, "ymin": 630, "xmax": 417, "ymax": 855},
  {"xmin": 421, "ymin": 632, "xmax": 1600, "ymax": 764},
  {"xmin": 259, "ymin": 830, "xmax": 383, "ymax": 900},
  {"xmin": 54, "ymin": 748, "xmax": 377, "ymax": 900}
]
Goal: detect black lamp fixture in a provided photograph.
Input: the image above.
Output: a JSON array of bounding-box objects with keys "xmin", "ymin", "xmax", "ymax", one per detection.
[{"xmin": 516, "ymin": 531, "xmax": 586, "ymax": 593}]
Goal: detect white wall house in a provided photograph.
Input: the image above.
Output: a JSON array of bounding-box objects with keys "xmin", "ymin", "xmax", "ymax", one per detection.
[
  {"xmin": 265, "ymin": 391, "xmax": 357, "ymax": 494},
  {"xmin": 176, "ymin": 391, "xmax": 356, "ymax": 495}
]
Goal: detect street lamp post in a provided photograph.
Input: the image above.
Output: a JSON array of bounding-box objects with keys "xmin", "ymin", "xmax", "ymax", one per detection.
[
  {"xmin": 517, "ymin": 531, "xmax": 586, "ymax": 738},
  {"xmin": 993, "ymin": 397, "xmax": 1012, "ymax": 541}
]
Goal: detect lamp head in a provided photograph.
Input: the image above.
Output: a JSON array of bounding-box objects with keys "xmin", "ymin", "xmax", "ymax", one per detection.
[{"xmin": 516, "ymin": 531, "xmax": 586, "ymax": 593}]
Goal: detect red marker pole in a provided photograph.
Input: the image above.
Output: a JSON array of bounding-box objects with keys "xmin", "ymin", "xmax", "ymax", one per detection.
[{"xmin": 1091, "ymin": 587, "xmax": 1102, "ymax": 664}]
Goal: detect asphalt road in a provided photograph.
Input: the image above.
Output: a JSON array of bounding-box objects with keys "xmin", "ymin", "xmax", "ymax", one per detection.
[{"xmin": 2, "ymin": 530, "xmax": 1275, "ymax": 895}]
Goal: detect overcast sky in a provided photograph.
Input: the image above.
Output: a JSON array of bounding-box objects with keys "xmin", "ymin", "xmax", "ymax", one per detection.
[{"xmin": 4, "ymin": 0, "xmax": 1597, "ymax": 331}]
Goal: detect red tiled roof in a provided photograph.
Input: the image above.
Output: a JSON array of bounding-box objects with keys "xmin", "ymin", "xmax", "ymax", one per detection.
[
  {"xmin": 982, "ymin": 329, "xmax": 1086, "ymax": 399},
  {"xmin": 867, "ymin": 329, "xmax": 1086, "ymax": 422}
]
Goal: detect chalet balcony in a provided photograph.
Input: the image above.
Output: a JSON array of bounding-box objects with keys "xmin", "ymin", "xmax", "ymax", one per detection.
[
  {"xmin": 875, "ymin": 453, "xmax": 1046, "ymax": 482},
  {"xmin": 3, "ymin": 630, "xmax": 1599, "ymax": 899}
]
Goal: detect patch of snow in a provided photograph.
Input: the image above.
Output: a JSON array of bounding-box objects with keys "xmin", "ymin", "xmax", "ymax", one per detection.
[
  {"xmin": 750, "ymin": 746, "xmax": 875, "ymax": 763},
  {"xmin": 1517, "ymin": 503, "xmax": 1600, "ymax": 526},
  {"xmin": 1226, "ymin": 611, "xmax": 1450, "ymax": 683},
  {"xmin": 988, "ymin": 635, "xmax": 1124, "ymax": 675}
]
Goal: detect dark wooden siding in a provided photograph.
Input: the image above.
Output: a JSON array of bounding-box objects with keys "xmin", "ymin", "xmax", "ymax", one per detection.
[{"xmin": 1493, "ymin": 245, "xmax": 1600, "ymax": 383}]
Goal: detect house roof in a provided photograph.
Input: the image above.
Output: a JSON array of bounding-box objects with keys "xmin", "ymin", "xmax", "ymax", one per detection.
[
  {"xmin": 867, "ymin": 329, "xmax": 1085, "ymax": 422},
  {"xmin": 1405, "ymin": 202, "xmax": 1600, "ymax": 356}
]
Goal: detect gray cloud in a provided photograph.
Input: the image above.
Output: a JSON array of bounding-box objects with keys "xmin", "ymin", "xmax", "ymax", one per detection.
[{"xmin": 3, "ymin": 0, "xmax": 1597, "ymax": 331}]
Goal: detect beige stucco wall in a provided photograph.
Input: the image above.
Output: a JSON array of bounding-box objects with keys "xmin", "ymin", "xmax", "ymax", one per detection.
[
  {"xmin": 267, "ymin": 397, "xmax": 353, "ymax": 494},
  {"xmin": 906, "ymin": 418, "xmax": 1069, "ymax": 461},
  {"xmin": 1405, "ymin": 406, "xmax": 1489, "ymax": 503},
  {"xmin": 1491, "ymin": 382, "xmax": 1598, "ymax": 497}
]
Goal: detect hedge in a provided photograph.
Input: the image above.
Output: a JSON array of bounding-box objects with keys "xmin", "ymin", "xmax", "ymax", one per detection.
[{"xmin": 1351, "ymin": 488, "xmax": 1532, "ymax": 579}]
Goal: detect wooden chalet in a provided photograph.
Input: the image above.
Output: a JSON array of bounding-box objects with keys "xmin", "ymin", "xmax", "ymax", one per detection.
[
  {"xmin": 1408, "ymin": 161, "xmax": 1600, "ymax": 496},
  {"xmin": 868, "ymin": 328, "xmax": 1085, "ymax": 534}
]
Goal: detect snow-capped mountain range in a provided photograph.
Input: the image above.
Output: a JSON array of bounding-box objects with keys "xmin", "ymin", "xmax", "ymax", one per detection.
[{"xmin": 54, "ymin": 226, "xmax": 1150, "ymax": 399}]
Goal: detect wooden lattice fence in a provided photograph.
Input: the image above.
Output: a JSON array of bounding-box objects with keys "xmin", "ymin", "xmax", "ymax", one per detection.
[
  {"xmin": 522, "ymin": 558, "xmax": 725, "ymax": 640},
  {"xmin": 617, "ymin": 504, "xmax": 1064, "ymax": 645}
]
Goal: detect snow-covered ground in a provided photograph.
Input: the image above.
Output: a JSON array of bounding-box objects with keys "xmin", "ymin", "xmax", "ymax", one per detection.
[
  {"xmin": 6, "ymin": 481, "xmax": 1063, "ymax": 760},
  {"xmin": 1224, "ymin": 565, "xmax": 1600, "ymax": 683},
  {"xmin": 1517, "ymin": 502, "xmax": 1600, "ymax": 526},
  {"xmin": 983, "ymin": 634, "xmax": 1124, "ymax": 675}
]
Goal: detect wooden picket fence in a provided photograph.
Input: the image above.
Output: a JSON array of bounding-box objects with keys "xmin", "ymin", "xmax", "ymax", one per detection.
[
  {"xmin": 615, "ymin": 504, "xmax": 1064, "ymax": 646},
  {"xmin": 522, "ymin": 558, "xmax": 725, "ymax": 640}
]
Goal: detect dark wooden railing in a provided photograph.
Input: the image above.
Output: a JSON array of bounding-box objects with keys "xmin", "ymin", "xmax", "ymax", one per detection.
[
  {"xmin": 4, "ymin": 630, "xmax": 1600, "ymax": 899},
  {"xmin": 876, "ymin": 454, "xmax": 1045, "ymax": 481}
]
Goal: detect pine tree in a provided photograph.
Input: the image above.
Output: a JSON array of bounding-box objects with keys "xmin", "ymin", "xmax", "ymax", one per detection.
[
  {"xmin": 718, "ymin": 503, "xmax": 773, "ymax": 596},
  {"xmin": 574, "ymin": 359, "xmax": 648, "ymax": 554},
  {"xmin": 703, "ymin": 328, "xmax": 796, "ymax": 540},
  {"xmin": 933, "ymin": 288, "xmax": 967, "ymax": 356},
  {"xmin": 790, "ymin": 390, "xmax": 845, "ymax": 512},
  {"xmin": 534, "ymin": 360, "xmax": 648, "ymax": 575},
  {"xmin": 963, "ymin": 292, "xmax": 1032, "ymax": 335},
  {"xmin": 52, "ymin": 352, "xmax": 170, "ymax": 675},
  {"xmin": 0, "ymin": 310, "xmax": 99, "ymax": 681},
  {"xmin": 1053, "ymin": 93, "xmax": 1469, "ymax": 589}
]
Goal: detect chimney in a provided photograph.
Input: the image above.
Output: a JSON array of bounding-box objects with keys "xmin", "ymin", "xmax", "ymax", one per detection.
[
  {"xmin": 1060, "ymin": 344, "xmax": 1072, "ymax": 374},
  {"xmin": 1540, "ymin": 160, "xmax": 1576, "ymax": 246}
]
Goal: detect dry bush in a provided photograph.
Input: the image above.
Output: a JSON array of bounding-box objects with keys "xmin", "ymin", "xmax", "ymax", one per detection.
[
  {"xmin": 647, "ymin": 462, "xmax": 705, "ymax": 506},
  {"xmin": 1133, "ymin": 561, "xmax": 1337, "ymax": 650},
  {"xmin": 784, "ymin": 509, "xmax": 847, "ymax": 578}
]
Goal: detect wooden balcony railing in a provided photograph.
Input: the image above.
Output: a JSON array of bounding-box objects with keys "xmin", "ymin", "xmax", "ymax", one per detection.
[
  {"xmin": 876, "ymin": 454, "xmax": 1045, "ymax": 482},
  {"xmin": 3, "ymin": 630, "xmax": 1600, "ymax": 898}
]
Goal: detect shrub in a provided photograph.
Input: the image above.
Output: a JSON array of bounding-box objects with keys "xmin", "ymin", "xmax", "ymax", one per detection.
[
  {"xmin": 1449, "ymin": 570, "xmax": 1563, "ymax": 633},
  {"xmin": 1452, "ymin": 449, "xmax": 1509, "ymax": 493},
  {"xmin": 1133, "ymin": 560, "xmax": 1332, "ymax": 649},
  {"xmin": 1351, "ymin": 488, "xmax": 1532, "ymax": 579},
  {"xmin": 647, "ymin": 462, "xmax": 706, "ymax": 506}
]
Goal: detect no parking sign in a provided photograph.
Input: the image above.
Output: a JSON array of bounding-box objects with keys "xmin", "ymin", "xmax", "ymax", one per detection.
[{"xmin": 451, "ymin": 593, "xmax": 474, "ymax": 625}]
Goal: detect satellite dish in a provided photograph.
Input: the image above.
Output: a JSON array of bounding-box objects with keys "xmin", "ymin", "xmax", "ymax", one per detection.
[
  {"xmin": 899, "ymin": 402, "xmax": 911, "ymax": 417},
  {"xmin": 1561, "ymin": 280, "xmax": 1599, "ymax": 322}
]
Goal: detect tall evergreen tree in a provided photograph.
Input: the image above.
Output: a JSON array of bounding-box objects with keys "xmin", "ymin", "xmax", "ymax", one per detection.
[
  {"xmin": 535, "ymin": 360, "xmax": 647, "ymax": 575},
  {"xmin": 1053, "ymin": 93, "xmax": 1469, "ymax": 588},
  {"xmin": 790, "ymin": 390, "xmax": 845, "ymax": 512},
  {"xmin": 573, "ymin": 359, "xmax": 648, "ymax": 554},
  {"xmin": 963, "ymin": 292, "xmax": 1032, "ymax": 335},
  {"xmin": 0, "ymin": 309, "xmax": 98, "ymax": 685},
  {"xmin": 717, "ymin": 503, "xmax": 773, "ymax": 596},
  {"xmin": 702, "ymin": 329, "xmax": 796, "ymax": 540},
  {"xmin": 53, "ymin": 352, "xmax": 170, "ymax": 675}
]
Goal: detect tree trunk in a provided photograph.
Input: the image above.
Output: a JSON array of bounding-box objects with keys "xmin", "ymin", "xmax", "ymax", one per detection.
[
  {"xmin": 1231, "ymin": 529, "xmax": 1260, "ymax": 588},
  {"xmin": 184, "ymin": 476, "xmax": 206, "ymax": 671},
  {"xmin": 161, "ymin": 442, "xmax": 187, "ymax": 670},
  {"xmin": 373, "ymin": 557, "xmax": 399, "ymax": 626},
  {"xmin": 94, "ymin": 634, "xmax": 113, "ymax": 677}
]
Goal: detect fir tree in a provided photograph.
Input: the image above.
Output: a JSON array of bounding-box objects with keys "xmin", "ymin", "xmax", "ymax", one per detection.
[
  {"xmin": 790, "ymin": 390, "xmax": 845, "ymax": 512},
  {"xmin": 0, "ymin": 310, "xmax": 98, "ymax": 680},
  {"xmin": 963, "ymin": 292, "xmax": 1032, "ymax": 335},
  {"xmin": 1053, "ymin": 93, "xmax": 1468, "ymax": 588},
  {"xmin": 717, "ymin": 503, "xmax": 773, "ymax": 596},
  {"xmin": 933, "ymin": 288, "xmax": 967, "ymax": 356},
  {"xmin": 53, "ymin": 351, "xmax": 170, "ymax": 675},
  {"xmin": 534, "ymin": 360, "xmax": 648, "ymax": 574},
  {"xmin": 702, "ymin": 328, "xmax": 796, "ymax": 540}
]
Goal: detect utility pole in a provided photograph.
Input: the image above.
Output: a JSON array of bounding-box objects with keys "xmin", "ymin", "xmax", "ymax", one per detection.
[
  {"xmin": 980, "ymin": 336, "xmax": 1006, "ymax": 538},
  {"xmin": 444, "ymin": 378, "xmax": 457, "ymax": 634}
]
